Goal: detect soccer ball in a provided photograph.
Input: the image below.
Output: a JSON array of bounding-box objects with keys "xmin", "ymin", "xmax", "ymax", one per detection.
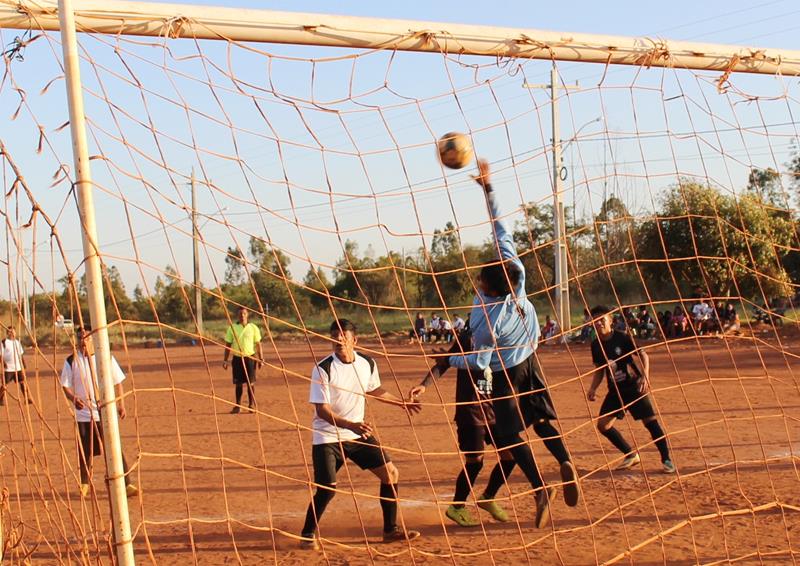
[{"xmin": 437, "ymin": 132, "xmax": 474, "ymax": 170}]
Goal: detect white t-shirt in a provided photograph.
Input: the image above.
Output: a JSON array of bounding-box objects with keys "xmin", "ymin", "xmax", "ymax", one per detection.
[
  {"xmin": 2, "ymin": 339, "xmax": 24, "ymax": 372},
  {"xmin": 453, "ymin": 317, "xmax": 465, "ymax": 331},
  {"xmin": 692, "ymin": 302, "xmax": 710, "ymax": 320},
  {"xmin": 309, "ymin": 353, "xmax": 380, "ymax": 445},
  {"xmin": 60, "ymin": 353, "xmax": 126, "ymax": 422}
]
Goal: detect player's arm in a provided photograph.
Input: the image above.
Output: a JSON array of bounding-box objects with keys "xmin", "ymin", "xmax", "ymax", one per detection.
[
  {"xmin": 587, "ymin": 367, "xmax": 605, "ymax": 402},
  {"xmin": 634, "ymin": 349, "xmax": 650, "ymax": 394},
  {"xmin": 367, "ymin": 386, "xmax": 422, "ymax": 415},
  {"xmin": 313, "ymin": 402, "xmax": 373, "ymax": 437},
  {"xmin": 61, "ymin": 386, "xmax": 86, "ymax": 410},
  {"xmin": 474, "ymin": 159, "xmax": 526, "ymax": 295},
  {"xmin": 115, "ymin": 382, "xmax": 126, "ymax": 419}
]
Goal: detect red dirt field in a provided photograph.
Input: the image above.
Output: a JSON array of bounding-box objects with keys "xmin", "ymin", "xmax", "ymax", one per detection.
[{"xmin": 2, "ymin": 329, "xmax": 800, "ymax": 564}]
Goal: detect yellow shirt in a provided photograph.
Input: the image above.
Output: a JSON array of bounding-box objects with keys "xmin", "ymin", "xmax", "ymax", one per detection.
[{"xmin": 225, "ymin": 323, "xmax": 262, "ymax": 357}]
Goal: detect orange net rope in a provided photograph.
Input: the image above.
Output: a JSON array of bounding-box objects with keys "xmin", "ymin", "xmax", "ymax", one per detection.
[{"xmin": 0, "ymin": 11, "xmax": 799, "ymax": 564}]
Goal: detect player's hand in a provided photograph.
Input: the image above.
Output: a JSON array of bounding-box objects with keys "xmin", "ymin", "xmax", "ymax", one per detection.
[
  {"xmin": 73, "ymin": 397, "xmax": 86, "ymax": 410},
  {"xmin": 222, "ymin": 360, "xmax": 228, "ymax": 369},
  {"xmin": 409, "ymin": 384, "xmax": 426, "ymax": 400},
  {"xmin": 637, "ymin": 377, "xmax": 649, "ymax": 395},
  {"xmin": 117, "ymin": 402, "xmax": 126, "ymax": 420},
  {"xmin": 587, "ymin": 388, "xmax": 597, "ymax": 402},
  {"xmin": 471, "ymin": 159, "xmax": 491, "ymax": 191},
  {"xmin": 349, "ymin": 421, "xmax": 373, "ymax": 438},
  {"xmin": 256, "ymin": 359, "xmax": 263, "ymax": 370}
]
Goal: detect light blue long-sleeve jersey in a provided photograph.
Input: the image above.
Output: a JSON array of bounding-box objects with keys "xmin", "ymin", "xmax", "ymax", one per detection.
[{"xmin": 449, "ymin": 190, "xmax": 540, "ymax": 372}]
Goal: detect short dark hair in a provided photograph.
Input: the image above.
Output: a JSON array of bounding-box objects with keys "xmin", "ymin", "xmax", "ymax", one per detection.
[
  {"xmin": 76, "ymin": 325, "xmax": 92, "ymax": 334},
  {"xmin": 590, "ymin": 305, "xmax": 611, "ymax": 317},
  {"xmin": 330, "ymin": 318, "xmax": 357, "ymax": 336},
  {"xmin": 480, "ymin": 261, "xmax": 521, "ymax": 296}
]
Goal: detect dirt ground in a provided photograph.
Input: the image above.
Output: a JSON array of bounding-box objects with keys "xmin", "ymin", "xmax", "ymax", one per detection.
[{"xmin": 2, "ymin": 328, "xmax": 800, "ymax": 565}]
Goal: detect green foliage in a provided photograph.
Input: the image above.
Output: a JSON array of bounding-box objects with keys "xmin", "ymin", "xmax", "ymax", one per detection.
[{"xmin": 637, "ymin": 181, "xmax": 794, "ymax": 299}]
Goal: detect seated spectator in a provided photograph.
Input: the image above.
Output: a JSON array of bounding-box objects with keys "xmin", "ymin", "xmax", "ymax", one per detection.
[
  {"xmin": 691, "ymin": 298, "xmax": 712, "ymax": 334},
  {"xmin": 428, "ymin": 312, "xmax": 442, "ymax": 342},
  {"xmin": 612, "ymin": 313, "xmax": 627, "ymax": 333},
  {"xmin": 638, "ymin": 307, "xmax": 656, "ymax": 339},
  {"xmin": 721, "ymin": 302, "xmax": 741, "ymax": 333},
  {"xmin": 409, "ymin": 313, "xmax": 427, "ymax": 343},
  {"xmin": 452, "ymin": 314, "xmax": 465, "ymax": 337},
  {"xmin": 671, "ymin": 307, "xmax": 688, "ymax": 338},
  {"xmin": 541, "ymin": 315, "xmax": 559, "ymax": 342},
  {"xmin": 659, "ymin": 310, "xmax": 673, "ymax": 338},
  {"xmin": 578, "ymin": 308, "xmax": 593, "ymax": 342},
  {"xmin": 439, "ymin": 317, "xmax": 454, "ymax": 343}
]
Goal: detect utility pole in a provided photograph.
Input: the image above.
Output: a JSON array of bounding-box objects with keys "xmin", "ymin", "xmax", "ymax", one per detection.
[
  {"xmin": 191, "ymin": 169, "xmax": 203, "ymax": 335},
  {"xmin": 524, "ymin": 63, "xmax": 577, "ymax": 341}
]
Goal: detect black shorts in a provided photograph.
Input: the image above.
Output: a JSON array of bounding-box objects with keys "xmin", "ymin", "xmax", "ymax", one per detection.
[
  {"xmin": 77, "ymin": 420, "xmax": 104, "ymax": 458},
  {"xmin": 456, "ymin": 421, "xmax": 495, "ymax": 454},
  {"xmin": 600, "ymin": 381, "xmax": 656, "ymax": 421},
  {"xmin": 491, "ymin": 354, "xmax": 557, "ymax": 437},
  {"xmin": 231, "ymin": 356, "xmax": 257, "ymax": 384},
  {"xmin": 4, "ymin": 371, "xmax": 23, "ymax": 384},
  {"xmin": 312, "ymin": 436, "xmax": 391, "ymax": 486}
]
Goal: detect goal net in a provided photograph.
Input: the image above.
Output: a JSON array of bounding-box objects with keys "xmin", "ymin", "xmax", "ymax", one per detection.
[{"xmin": 1, "ymin": 2, "xmax": 799, "ymax": 563}]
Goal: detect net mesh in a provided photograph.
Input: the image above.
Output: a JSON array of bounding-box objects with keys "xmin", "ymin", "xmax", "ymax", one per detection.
[{"xmin": 1, "ymin": 9, "xmax": 800, "ymax": 564}]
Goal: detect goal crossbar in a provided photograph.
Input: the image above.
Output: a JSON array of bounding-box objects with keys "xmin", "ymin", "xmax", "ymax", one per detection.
[{"xmin": 1, "ymin": 0, "xmax": 799, "ymax": 75}]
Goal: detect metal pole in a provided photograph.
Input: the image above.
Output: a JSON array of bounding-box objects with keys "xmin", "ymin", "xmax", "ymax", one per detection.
[
  {"xmin": 3, "ymin": 1, "xmax": 800, "ymax": 75},
  {"xmin": 551, "ymin": 64, "xmax": 570, "ymax": 341},
  {"xmin": 191, "ymin": 169, "xmax": 203, "ymax": 334},
  {"xmin": 57, "ymin": 1, "xmax": 135, "ymax": 564}
]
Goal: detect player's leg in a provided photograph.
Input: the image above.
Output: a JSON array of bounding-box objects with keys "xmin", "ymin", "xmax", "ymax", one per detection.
[
  {"xmin": 77, "ymin": 422, "xmax": 93, "ymax": 494},
  {"xmin": 17, "ymin": 372, "xmax": 31, "ymax": 403},
  {"xmin": 633, "ymin": 388, "xmax": 674, "ymax": 473},
  {"xmin": 244, "ymin": 357, "xmax": 256, "ymax": 411},
  {"xmin": 533, "ymin": 418, "xmax": 580, "ymax": 507},
  {"xmin": 0, "ymin": 375, "xmax": 6, "ymax": 405},
  {"xmin": 477, "ymin": 449, "xmax": 514, "ymax": 522},
  {"xmin": 597, "ymin": 408, "xmax": 639, "ymax": 469},
  {"xmin": 231, "ymin": 356, "xmax": 244, "ymax": 413},
  {"xmin": 446, "ymin": 424, "xmax": 484, "ymax": 526},
  {"xmin": 301, "ymin": 444, "xmax": 341, "ymax": 547},
  {"xmin": 355, "ymin": 439, "xmax": 420, "ymax": 542}
]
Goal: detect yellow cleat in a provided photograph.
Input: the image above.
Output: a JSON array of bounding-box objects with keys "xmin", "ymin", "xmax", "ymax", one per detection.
[
  {"xmin": 80, "ymin": 484, "xmax": 90, "ymax": 498},
  {"xmin": 126, "ymin": 484, "xmax": 139, "ymax": 498}
]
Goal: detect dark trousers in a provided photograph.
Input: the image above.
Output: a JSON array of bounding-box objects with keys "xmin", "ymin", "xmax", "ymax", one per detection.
[{"xmin": 77, "ymin": 420, "xmax": 130, "ymax": 485}]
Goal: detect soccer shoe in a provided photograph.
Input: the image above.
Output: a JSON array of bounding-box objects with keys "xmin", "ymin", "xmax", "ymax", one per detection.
[
  {"xmin": 615, "ymin": 453, "xmax": 641, "ymax": 470},
  {"xmin": 382, "ymin": 527, "xmax": 421, "ymax": 543},
  {"xmin": 445, "ymin": 505, "xmax": 480, "ymax": 527},
  {"xmin": 477, "ymin": 499, "xmax": 509, "ymax": 522},
  {"xmin": 246, "ymin": 403, "xmax": 255, "ymax": 414},
  {"xmin": 560, "ymin": 461, "xmax": 581, "ymax": 507},
  {"xmin": 299, "ymin": 535, "xmax": 320, "ymax": 551},
  {"xmin": 230, "ymin": 406, "xmax": 241, "ymax": 414},
  {"xmin": 534, "ymin": 486, "xmax": 557, "ymax": 529},
  {"xmin": 79, "ymin": 484, "xmax": 90, "ymax": 498},
  {"xmin": 662, "ymin": 459, "xmax": 676, "ymax": 474},
  {"xmin": 126, "ymin": 484, "xmax": 139, "ymax": 498}
]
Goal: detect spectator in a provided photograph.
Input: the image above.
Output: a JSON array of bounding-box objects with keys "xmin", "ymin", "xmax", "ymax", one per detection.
[
  {"xmin": 671, "ymin": 307, "xmax": 688, "ymax": 338},
  {"xmin": 578, "ymin": 308, "xmax": 593, "ymax": 343},
  {"xmin": 721, "ymin": 302, "xmax": 741, "ymax": 334},
  {"xmin": 439, "ymin": 317, "xmax": 454, "ymax": 343},
  {"xmin": 659, "ymin": 310, "xmax": 672, "ymax": 338},
  {"xmin": 541, "ymin": 315, "xmax": 559, "ymax": 343},
  {"xmin": 691, "ymin": 298, "xmax": 712, "ymax": 334},
  {"xmin": 409, "ymin": 313, "xmax": 427, "ymax": 343},
  {"xmin": 638, "ymin": 307, "xmax": 655, "ymax": 339},
  {"xmin": 612, "ymin": 313, "xmax": 627, "ymax": 333},
  {"xmin": 452, "ymin": 314, "xmax": 466, "ymax": 337},
  {"xmin": 429, "ymin": 313, "xmax": 442, "ymax": 343}
]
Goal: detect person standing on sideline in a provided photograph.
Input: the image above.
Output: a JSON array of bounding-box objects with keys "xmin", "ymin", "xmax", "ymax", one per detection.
[
  {"xmin": 300, "ymin": 319, "xmax": 421, "ymax": 550},
  {"xmin": 59, "ymin": 326, "xmax": 138, "ymax": 498},
  {"xmin": 222, "ymin": 307, "xmax": 264, "ymax": 414},
  {"xmin": 1, "ymin": 327, "xmax": 30, "ymax": 405}
]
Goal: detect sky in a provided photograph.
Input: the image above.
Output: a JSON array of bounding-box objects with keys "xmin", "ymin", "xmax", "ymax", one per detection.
[{"xmin": 0, "ymin": 0, "xmax": 798, "ymax": 309}]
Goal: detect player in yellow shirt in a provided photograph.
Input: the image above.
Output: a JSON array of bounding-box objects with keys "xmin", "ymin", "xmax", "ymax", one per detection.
[{"xmin": 222, "ymin": 308, "xmax": 264, "ymax": 414}]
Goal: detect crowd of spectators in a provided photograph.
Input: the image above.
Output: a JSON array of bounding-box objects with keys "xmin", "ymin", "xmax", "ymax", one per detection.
[{"xmin": 409, "ymin": 312, "xmax": 465, "ymax": 344}]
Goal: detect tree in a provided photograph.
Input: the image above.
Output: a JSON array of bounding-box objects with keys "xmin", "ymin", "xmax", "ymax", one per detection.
[
  {"xmin": 153, "ymin": 266, "xmax": 191, "ymax": 322},
  {"xmin": 637, "ymin": 181, "xmax": 794, "ymax": 300},
  {"xmin": 224, "ymin": 246, "xmax": 246, "ymax": 286},
  {"xmin": 747, "ymin": 167, "xmax": 785, "ymax": 206},
  {"xmin": 247, "ymin": 236, "xmax": 294, "ymax": 316},
  {"xmin": 303, "ymin": 266, "xmax": 332, "ymax": 310}
]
